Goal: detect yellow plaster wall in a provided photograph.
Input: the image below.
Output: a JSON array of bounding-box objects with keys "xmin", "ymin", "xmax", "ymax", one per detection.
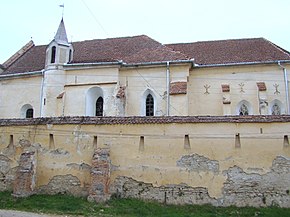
[{"xmin": 0, "ymin": 121, "xmax": 289, "ymax": 198}]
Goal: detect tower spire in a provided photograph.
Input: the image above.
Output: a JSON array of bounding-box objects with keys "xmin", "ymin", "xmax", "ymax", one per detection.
[{"xmin": 54, "ymin": 18, "xmax": 68, "ymax": 45}]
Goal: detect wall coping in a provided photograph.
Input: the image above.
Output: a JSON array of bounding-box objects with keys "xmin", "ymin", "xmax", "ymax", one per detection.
[{"xmin": 0, "ymin": 115, "xmax": 290, "ymax": 126}]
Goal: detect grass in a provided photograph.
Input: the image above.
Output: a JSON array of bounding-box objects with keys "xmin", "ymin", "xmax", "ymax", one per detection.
[{"xmin": 0, "ymin": 191, "xmax": 290, "ymax": 217}]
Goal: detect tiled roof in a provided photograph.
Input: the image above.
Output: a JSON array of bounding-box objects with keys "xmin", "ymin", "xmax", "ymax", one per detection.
[
  {"xmin": 2, "ymin": 40, "xmax": 35, "ymax": 69},
  {"xmin": 166, "ymin": 38, "xmax": 290, "ymax": 65},
  {"xmin": 2, "ymin": 36, "xmax": 290, "ymax": 75},
  {"xmin": 1, "ymin": 35, "xmax": 188, "ymax": 74},
  {"xmin": 3, "ymin": 45, "xmax": 46, "ymax": 74},
  {"xmin": 71, "ymin": 35, "xmax": 188, "ymax": 64},
  {"xmin": 0, "ymin": 115, "xmax": 290, "ymax": 126}
]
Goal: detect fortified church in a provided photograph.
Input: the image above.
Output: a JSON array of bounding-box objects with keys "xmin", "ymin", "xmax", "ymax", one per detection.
[
  {"xmin": 1, "ymin": 19, "xmax": 290, "ymax": 118},
  {"xmin": 0, "ymin": 19, "xmax": 290, "ymax": 208}
]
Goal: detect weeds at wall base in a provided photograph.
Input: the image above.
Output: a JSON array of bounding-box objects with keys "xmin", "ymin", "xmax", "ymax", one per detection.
[{"xmin": 0, "ymin": 191, "xmax": 290, "ymax": 217}]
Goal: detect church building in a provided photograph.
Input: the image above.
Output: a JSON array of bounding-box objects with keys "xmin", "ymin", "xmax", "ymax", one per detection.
[{"xmin": 1, "ymin": 19, "xmax": 290, "ymax": 118}]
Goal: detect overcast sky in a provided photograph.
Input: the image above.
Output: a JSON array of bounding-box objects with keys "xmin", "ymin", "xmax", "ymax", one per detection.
[{"xmin": 1, "ymin": 0, "xmax": 290, "ymax": 63}]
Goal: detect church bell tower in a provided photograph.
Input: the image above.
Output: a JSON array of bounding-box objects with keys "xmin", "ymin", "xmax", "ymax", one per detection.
[{"xmin": 45, "ymin": 18, "xmax": 73, "ymax": 68}]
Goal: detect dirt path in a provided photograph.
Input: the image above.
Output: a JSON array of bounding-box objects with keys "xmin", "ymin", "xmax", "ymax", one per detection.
[{"xmin": 0, "ymin": 210, "xmax": 79, "ymax": 217}]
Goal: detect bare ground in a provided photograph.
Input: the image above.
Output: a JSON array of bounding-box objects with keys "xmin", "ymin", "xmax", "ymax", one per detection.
[{"xmin": 0, "ymin": 210, "xmax": 81, "ymax": 217}]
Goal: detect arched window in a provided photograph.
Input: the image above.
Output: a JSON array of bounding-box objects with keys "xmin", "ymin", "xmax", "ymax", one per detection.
[
  {"xmin": 236, "ymin": 100, "xmax": 252, "ymax": 116},
  {"xmin": 95, "ymin": 97, "xmax": 103, "ymax": 116},
  {"xmin": 146, "ymin": 94, "xmax": 154, "ymax": 116},
  {"xmin": 21, "ymin": 104, "xmax": 34, "ymax": 118},
  {"xmin": 239, "ymin": 104, "xmax": 249, "ymax": 115},
  {"xmin": 86, "ymin": 87, "xmax": 104, "ymax": 116},
  {"xmin": 51, "ymin": 46, "xmax": 56, "ymax": 63},
  {"xmin": 26, "ymin": 108, "xmax": 33, "ymax": 118},
  {"xmin": 270, "ymin": 100, "xmax": 284, "ymax": 115},
  {"xmin": 68, "ymin": 49, "xmax": 72, "ymax": 62},
  {"xmin": 272, "ymin": 103, "xmax": 281, "ymax": 115}
]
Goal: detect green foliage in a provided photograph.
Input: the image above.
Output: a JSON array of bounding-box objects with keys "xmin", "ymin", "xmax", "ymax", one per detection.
[{"xmin": 0, "ymin": 191, "xmax": 290, "ymax": 217}]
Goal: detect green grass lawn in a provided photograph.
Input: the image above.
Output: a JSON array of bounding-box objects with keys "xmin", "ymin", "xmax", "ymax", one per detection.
[{"xmin": 0, "ymin": 191, "xmax": 290, "ymax": 217}]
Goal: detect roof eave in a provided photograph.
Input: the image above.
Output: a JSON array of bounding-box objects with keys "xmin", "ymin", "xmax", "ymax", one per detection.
[
  {"xmin": 63, "ymin": 61, "xmax": 123, "ymax": 70},
  {"xmin": 122, "ymin": 59, "xmax": 194, "ymax": 68},
  {"xmin": 0, "ymin": 70, "xmax": 43, "ymax": 80},
  {"xmin": 64, "ymin": 59, "xmax": 195, "ymax": 70},
  {"xmin": 195, "ymin": 60, "xmax": 290, "ymax": 68}
]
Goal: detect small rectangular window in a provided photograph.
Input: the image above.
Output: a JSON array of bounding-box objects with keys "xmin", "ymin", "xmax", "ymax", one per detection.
[
  {"xmin": 184, "ymin": 135, "xmax": 190, "ymax": 150},
  {"xmin": 139, "ymin": 136, "xmax": 144, "ymax": 152},
  {"xmin": 9, "ymin": 135, "xmax": 14, "ymax": 147},
  {"xmin": 49, "ymin": 134, "xmax": 55, "ymax": 149},
  {"xmin": 235, "ymin": 133, "xmax": 241, "ymax": 148},
  {"xmin": 93, "ymin": 136, "xmax": 98, "ymax": 149},
  {"xmin": 283, "ymin": 135, "xmax": 289, "ymax": 148}
]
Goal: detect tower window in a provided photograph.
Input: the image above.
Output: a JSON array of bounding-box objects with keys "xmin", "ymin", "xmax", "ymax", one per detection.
[
  {"xmin": 146, "ymin": 94, "xmax": 154, "ymax": 116},
  {"xmin": 96, "ymin": 97, "xmax": 103, "ymax": 116},
  {"xmin": 51, "ymin": 46, "xmax": 56, "ymax": 63},
  {"xmin": 69, "ymin": 49, "xmax": 72, "ymax": 62},
  {"xmin": 26, "ymin": 108, "xmax": 33, "ymax": 118}
]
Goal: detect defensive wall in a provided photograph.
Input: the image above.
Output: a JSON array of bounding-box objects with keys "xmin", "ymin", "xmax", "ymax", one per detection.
[{"xmin": 0, "ymin": 116, "xmax": 289, "ymax": 207}]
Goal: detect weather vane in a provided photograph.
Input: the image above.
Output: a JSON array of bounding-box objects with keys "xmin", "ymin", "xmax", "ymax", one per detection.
[{"xmin": 59, "ymin": 3, "xmax": 64, "ymax": 18}]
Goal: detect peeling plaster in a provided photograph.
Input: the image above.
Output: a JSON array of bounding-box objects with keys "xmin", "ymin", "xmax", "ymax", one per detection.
[{"xmin": 177, "ymin": 153, "xmax": 219, "ymax": 174}]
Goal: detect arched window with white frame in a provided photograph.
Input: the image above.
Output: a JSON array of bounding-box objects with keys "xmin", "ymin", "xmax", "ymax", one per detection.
[
  {"xmin": 236, "ymin": 100, "xmax": 252, "ymax": 116},
  {"xmin": 146, "ymin": 94, "xmax": 154, "ymax": 116},
  {"xmin": 269, "ymin": 99, "xmax": 284, "ymax": 115},
  {"xmin": 21, "ymin": 104, "xmax": 34, "ymax": 118},
  {"xmin": 95, "ymin": 96, "xmax": 104, "ymax": 116},
  {"xmin": 86, "ymin": 87, "xmax": 104, "ymax": 116},
  {"xmin": 142, "ymin": 89, "xmax": 156, "ymax": 116}
]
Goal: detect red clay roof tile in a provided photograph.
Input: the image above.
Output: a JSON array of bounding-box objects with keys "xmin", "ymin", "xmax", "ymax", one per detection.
[
  {"xmin": 3, "ymin": 45, "xmax": 46, "ymax": 74},
  {"xmin": 2, "ymin": 36, "xmax": 290, "ymax": 75},
  {"xmin": 166, "ymin": 38, "xmax": 290, "ymax": 65}
]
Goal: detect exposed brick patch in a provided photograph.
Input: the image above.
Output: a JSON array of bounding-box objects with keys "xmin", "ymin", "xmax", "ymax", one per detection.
[
  {"xmin": 37, "ymin": 174, "xmax": 87, "ymax": 197},
  {"xmin": 0, "ymin": 155, "xmax": 15, "ymax": 191},
  {"xmin": 19, "ymin": 139, "xmax": 31, "ymax": 148},
  {"xmin": 112, "ymin": 176, "xmax": 217, "ymax": 205},
  {"xmin": 0, "ymin": 155, "xmax": 12, "ymax": 174},
  {"xmin": 271, "ymin": 155, "xmax": 290, "ymax": 174},
  {"xmin": 170, "ymin": 81, "xmax": 187, "ymax": 95},
  {"xmin": 222, "ymin": 156, "xmax": 290, "ymax": 207},
  {"xmin": 88, "ymin": 148, "xmax": 111, "ymax": 203},
  {"xmin": 257, "ymin": 82, "xmax": 267, "ymax": 91},
  {"xmin": 177, "ymin": 154, "xmax": 219, "ymax": 174},
  {"xmin": 12, "ymin": 152, "xmax": 36, "ymax": 197}
]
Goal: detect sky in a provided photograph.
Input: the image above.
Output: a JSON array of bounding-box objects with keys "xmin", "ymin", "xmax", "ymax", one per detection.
[{"xmin": 1, "ymin": 0, "xmax": 290, "ymax": 63}]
